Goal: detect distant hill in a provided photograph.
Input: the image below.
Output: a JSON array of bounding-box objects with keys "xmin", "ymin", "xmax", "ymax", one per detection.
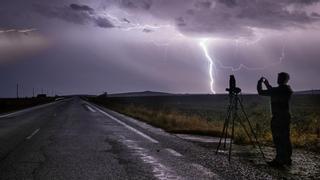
[
  {"xmin": 294, "ymin": 90, "xmax": 320, "ymax": 95},
  {"xmin": 103, "ymin": 89, "xmax": 320, "ymax": 97},
  {"xmin": 109, "ymin": 91, "xmax": 172, "ymax": 97}
]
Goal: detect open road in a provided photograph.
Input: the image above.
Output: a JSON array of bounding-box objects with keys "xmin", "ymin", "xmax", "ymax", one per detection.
[{"xmin": 0, "ymin": 97, "xmax": 281, "ymax": 179}]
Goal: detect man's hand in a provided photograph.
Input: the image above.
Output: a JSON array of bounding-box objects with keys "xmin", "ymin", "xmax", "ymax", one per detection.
[
  {"xmin": 257, "ymin": 76, "xmax": 272, "ymax": 95},
  {"xmin": 263, "ymin": 77, "xmax": 272, "ymax": 89}
]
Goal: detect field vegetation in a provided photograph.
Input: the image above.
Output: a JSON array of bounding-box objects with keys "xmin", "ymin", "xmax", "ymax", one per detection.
[{"xmin": 90, "ymin": 94, "xmax": 320, "ymax": 152}]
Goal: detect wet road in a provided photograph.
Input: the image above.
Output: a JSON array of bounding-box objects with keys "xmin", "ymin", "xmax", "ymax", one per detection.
[{"xmin": 0, "ymin": 97, "xmax": 277, "ymax": 179}]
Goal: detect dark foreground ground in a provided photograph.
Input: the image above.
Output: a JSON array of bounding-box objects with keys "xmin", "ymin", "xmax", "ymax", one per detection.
[
  {"xmin": 0, "ymin": 96, "xmax": 319, "ymax": 179},
  {"xmin": 0, "ymin": 97, "xmax": 57, "ymax": 114}
]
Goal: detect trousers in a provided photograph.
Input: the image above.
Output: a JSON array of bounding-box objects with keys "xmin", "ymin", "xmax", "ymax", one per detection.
[{"xmin": 271, "ymin": 114, "xmax": 292, "ymax": 163}]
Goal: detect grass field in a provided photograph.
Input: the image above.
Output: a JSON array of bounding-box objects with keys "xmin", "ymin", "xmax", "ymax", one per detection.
[
  {"xmin": 89, "ymin": 94, "xmax": 320, "ymax": 152},
  {"xmin": 0, "ymin": 97, "xmax": 56, "ymax": 114}
]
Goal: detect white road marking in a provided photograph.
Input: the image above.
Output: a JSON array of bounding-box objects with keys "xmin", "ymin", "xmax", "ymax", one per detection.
[
  {"xmin": 176, "ymin": 134, "xmax": 230, "ymax": 143},
  {"xmin": 26, "ymin": 128, "xmax": 40, "ymax": 140},
  {"xmin": 55, "ymin": 97, "xmax": 64, "ymax": 101},
  {"xmin": 86, "ymin": 105, "xmax": 96, "ymax": 112},
  {"xmin": 191, "ymin": 163, "xmax": 221, "ymax": 179},
  {"xmin": 105, "ymin": 108, "xmax": 170, "ymax": 137},
  {"xmin": 120, "ymin": 137, "xmax": 181, "ymax": 180},
  {"xmin": 86, "ymin": 103, "xmax": 159, "ymax": 144},
  {"xmin": 165, "ymin": 148, "xmax": 183, "ymax": 157}
]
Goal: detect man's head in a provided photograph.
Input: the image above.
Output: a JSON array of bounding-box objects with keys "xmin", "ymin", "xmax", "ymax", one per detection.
[{"xmin": 277, "ymin": 72, "xmax": 290, "ymax": 85}]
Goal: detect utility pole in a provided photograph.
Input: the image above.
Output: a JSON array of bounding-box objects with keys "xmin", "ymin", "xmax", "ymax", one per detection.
[
  {"xmin": 317, "ymin": 114, "xmax": 320, "ymax": 138},
  {"xmin": 16, "ymin": 83, "xmax": 19, "ymax": 99},
  {"xmin": 33, "ymin": 88, "xmax": 35, "ymax": 98}
]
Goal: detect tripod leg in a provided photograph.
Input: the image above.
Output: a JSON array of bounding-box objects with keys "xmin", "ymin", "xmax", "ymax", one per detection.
[
  {"xmin": 238, "ymin": 98, "xmax": 266, "ymax": 161},
  {"xmin": 215, "ymin": 119, "xmax": 227, "ymax": 154},
  {"xmin": 216, "ymin": 103, "xmax": 232, "ymax": 154},
  {"xmin": 238, "ymin": 117, "xmax": 255, "ymax": 146},
  {"xmin": 223, "ymin": 111, "xmax": 231, "ymax": 149},
  {"xmin": 228, "ymin": 112, "xmax": 236, "ymax": 161},
  {"xmin": 224, "ymin": 97, "xmax": 234, "ymax": 149}
]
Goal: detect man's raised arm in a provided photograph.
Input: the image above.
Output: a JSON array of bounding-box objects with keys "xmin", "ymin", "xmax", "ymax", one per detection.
[{"xmin": 257, "ymin": 77, "xmax": 271, "ymax": 96}]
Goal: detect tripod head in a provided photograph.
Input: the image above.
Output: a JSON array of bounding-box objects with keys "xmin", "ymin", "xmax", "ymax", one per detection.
[{"xmin": 226, "ymin": 75, "xmax": 241, "ymax": 95}]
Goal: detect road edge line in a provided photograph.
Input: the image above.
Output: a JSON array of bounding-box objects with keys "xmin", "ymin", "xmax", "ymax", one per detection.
[{"xmin": 85, "ymin": 102, "xmax": 159, "ymax": 144}]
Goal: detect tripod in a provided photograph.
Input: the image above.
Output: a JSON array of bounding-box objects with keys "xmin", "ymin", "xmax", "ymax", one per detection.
[{"xmin": 215, "ymin": 92, "xmax": 266, "ymax": 162}]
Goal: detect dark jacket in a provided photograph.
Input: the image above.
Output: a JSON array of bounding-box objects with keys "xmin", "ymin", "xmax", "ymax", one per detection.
[{"xmin": 257, "ymin": 82, "xmax": 293, "ymax": 117}]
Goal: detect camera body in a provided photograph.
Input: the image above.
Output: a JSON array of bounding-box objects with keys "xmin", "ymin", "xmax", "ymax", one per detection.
[{"xmin": 226, "ymin": 75, "xmax": 241, "ymax": 94}]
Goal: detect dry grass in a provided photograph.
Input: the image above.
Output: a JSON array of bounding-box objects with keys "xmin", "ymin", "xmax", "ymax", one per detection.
[
  {"xmin": 118, "ymin": 104, "xmax": 319, "ymax": 149},
  {"xmin": 102, "ymin": 103, "xmax": 264, "ymax": 144},
  {"xmin": 89, "ymin": 95, "xmax": 320, "ymax": 151},
  {"xmin": 118, "ymin": 104, "xmax": 221, "ymax": 132}
]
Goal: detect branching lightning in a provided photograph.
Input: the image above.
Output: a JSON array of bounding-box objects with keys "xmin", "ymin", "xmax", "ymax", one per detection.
[
  {"xmin": 201, "ymin": 38, "xmax": 286, "ymax": 72},
  {"xmin": 199, "ymin": 38, "xmax": 286, "ymax": 93},
  {"xmin": 215, "ymin": 44, "xmax": 286, "ymax": 71},
  {"xmin": 101, "ymin": 11, "xmax": 173, "ymax": 32},
  {"xmin": 0, "ymin": 28, "xmax": 37, "ymax": 34}
]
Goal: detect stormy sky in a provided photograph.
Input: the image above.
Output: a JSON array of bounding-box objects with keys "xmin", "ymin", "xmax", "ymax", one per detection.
[{"xmin": 1, "ymin": 0, "xmax": 320, "ymax": 97}]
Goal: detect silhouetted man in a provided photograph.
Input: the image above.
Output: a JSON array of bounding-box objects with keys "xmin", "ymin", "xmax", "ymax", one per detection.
[{"xmin": 257, "ymin": 72, "xmax": 293, "ymax": 167}]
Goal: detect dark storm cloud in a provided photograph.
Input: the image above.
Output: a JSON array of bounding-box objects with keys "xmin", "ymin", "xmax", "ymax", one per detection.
[
  {"xmin": 218, "ymin": 0, "xmax": 237, "ymax": 7},
  {"xmin": 33, "ymin": 4, "xmax": 89, "ymax": 24},
  {"xmin": 120, "ymin": 0, "xmax": 320, "ymax": 38},
  {"xmin": 177, "ymin": 0, "xmax": 320, "ymax": 37},
  {"xmin": 194, "ymin": 1, "xmax": 213, "ymax": 9},
  {"xmin": 292, "ymin": 0, "xmax": 320, "ymax": 5},
  {"xmin": 119, "ymin": 0, "xmax": 153, "ymax": 10},
  {"xmin": 122, "ymin": 18, "xmax": 131, "ymax": 23},
  {"xmin": 176, "ymin": 17, "xmax": 187, "ymax": 27},
  {"xmin": 142, "ymin": 28, "xmax": 153, "ymax": 33},
  {"xmin": 312, "ymin": 12, "xmax": 320, "ymax": 17},
  {"xmin": 33, "ymin": 3, "xmax": 114, "ymax": 28},
  {"xmin": 94, "ymin": 17, "xmax": 114, "ymax": 28},
  {"xmin": 69, "ymin": 4, "xmax": 94, "ymax": 13}
]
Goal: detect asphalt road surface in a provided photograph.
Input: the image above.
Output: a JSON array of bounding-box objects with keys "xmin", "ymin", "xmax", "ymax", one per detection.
[{"xmin": 0, "ymin": 97, "xmax": 284, "ymax": 179}]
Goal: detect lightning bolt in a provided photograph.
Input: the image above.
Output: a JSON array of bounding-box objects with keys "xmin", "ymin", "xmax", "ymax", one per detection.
[{"xmin": 199, "ymin": 39, "xmax": 216, "ymax": 94}]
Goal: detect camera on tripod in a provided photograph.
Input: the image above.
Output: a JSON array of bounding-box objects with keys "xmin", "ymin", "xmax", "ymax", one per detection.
[
  {"xmin": 226, "ymin": 75, "xmax": 241, "ymax": 94},
  {"xmin": 216, "ymin": 74, "xmax": 265, "ymax": 161}
]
